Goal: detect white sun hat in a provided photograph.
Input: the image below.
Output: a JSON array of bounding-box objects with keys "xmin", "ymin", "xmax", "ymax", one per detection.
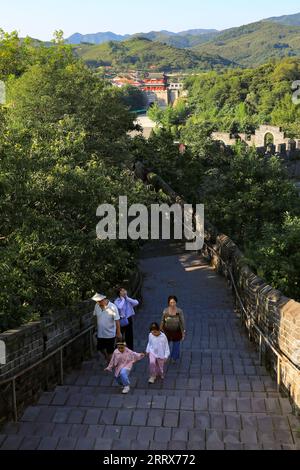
[{"xmin": 92, "ymin": 293, "xmax": 107, "ymax": 302}]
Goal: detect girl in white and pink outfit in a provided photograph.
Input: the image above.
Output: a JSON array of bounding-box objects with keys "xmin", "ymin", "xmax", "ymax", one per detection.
[{"xmin": 146, "ymin": 323, "xmax": 170, "ymax": 384}]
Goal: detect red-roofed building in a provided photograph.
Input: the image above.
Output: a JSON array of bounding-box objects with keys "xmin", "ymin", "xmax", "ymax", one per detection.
[{"xmin": 141, "ymin": 73, "xmax": 168, "ymax": 92}]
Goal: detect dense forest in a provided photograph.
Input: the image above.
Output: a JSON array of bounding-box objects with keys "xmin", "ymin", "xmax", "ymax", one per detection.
[{"xmin": 186, "ymin": 58, "xmax": 300, "ymax": 137}]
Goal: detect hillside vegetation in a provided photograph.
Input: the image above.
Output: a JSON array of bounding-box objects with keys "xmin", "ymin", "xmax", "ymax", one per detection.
[
  {"xmin": 74, "ymin": 37, "xmax": 236, "ymax": 71},
  {"xmin": 186, "ymin": 58, "xmax": 300, "ymax": 136},
  {"xmin": 194, "ymin": 21, "xmax": 300, "ymax": 67},
  {"xmin": 264, "ymin": 12, "xmax": 300, "ymax": 26}
]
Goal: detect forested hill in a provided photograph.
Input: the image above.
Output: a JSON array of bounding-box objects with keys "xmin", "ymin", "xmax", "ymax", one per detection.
[
  {"xmin": 194, "ymin": 21, "xmax": 300, "ymax": 67},
  {"xmin": 73, "ymin": 37, "xmax": 236, "ymax": 71},
  {"xmin": 263, "ymin": 12, "xmax": 300, "ymax": 26}
]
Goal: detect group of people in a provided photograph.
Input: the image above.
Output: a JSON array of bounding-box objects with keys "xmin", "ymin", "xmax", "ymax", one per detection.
[{"xmin": 92, "ymin": 289, "xmax": 186, "ymax": 394}]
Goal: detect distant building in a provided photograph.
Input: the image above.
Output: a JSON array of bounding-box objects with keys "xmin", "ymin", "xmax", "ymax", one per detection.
[
  {"xmin": 141, "ymin": 73, "xmax": 168, "ymax": 92},
  {"xmin": 168, "ymin": 83, "xmax": 184, "ymax": 90},
  {"xmin": 139, "ymin": 73, "xmax": 168, "ymax": 107},
  {"xmin": 110, "ymin": 71, "xmax": 184, "ymax": 108},
  {"xmin": 112, "ymin": 76, "xmax": 143, "ymax": 88}
]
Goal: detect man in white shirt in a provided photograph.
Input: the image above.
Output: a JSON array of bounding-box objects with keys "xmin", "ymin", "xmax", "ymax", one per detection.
[{"xmin": 92, "ymin": 294, "xmax": 122, "ymax": 363}]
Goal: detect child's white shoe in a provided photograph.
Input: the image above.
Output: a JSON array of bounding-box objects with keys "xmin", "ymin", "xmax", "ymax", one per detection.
[
  {"xmin": 148, "ymin": 376, "xmax": 156, "ymax": 384},
  {"xmin": 122, "ymin": 386, "xmax": 130, "ymax": 394}
]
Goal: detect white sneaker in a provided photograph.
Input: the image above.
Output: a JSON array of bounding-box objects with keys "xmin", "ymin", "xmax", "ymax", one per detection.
[
  {"xmin": 122, "ymin": 386, "xmax": 130, "ymax": 394},
  {"xmin": 148, "ymin": 376, "xmax": 156, "ymax": 384}
]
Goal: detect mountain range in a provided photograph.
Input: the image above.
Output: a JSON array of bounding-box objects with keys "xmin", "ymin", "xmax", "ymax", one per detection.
[
  {"xmin": 65, "ymin": 12, "xmax": 300, "ymax": 71},
  {"xmin": 66, "ymin": 29, "xmax": 219, "ymax": 47},
  {"xmin": 66, "ymin": 12, "xmax": 300, "ymax": 47}
]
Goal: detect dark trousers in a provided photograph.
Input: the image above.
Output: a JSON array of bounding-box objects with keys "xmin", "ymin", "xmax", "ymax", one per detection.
[{"xmin": 121, "ymin": 316, "xmax": 134, "ymax": 350}]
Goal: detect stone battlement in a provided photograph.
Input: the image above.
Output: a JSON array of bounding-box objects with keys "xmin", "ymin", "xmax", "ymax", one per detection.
[{"xmin": 212, "ymin": 125, "xmax": 300, "ymax": 155}]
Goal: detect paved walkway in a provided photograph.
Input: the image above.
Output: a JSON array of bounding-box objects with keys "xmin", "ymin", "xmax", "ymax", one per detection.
[{"xmin": 1, "ymin": 243, "xmax": 299, "ymax": 450}]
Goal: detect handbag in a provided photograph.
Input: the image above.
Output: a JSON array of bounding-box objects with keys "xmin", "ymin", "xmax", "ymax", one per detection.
[
  {"xmin": 163, "ymin": 312, "xmax": 183, "ymax": 342},
  {"xmin": 166, "ymin": 329, "xmax": 183, "ymax": 342}
]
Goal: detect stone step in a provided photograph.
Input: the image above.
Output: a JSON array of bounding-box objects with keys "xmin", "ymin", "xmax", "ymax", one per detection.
[
  {"xmin": 1, "ymin": 421, "xmax": 299, "ymax": 450},
  {"xmin": 2, "ymin": 250, "xmax": 299, "ymax": 452},
  {"xmin": 10, "ymin": 395, "xmax": 294, "ymax": 426},
  {"xmin": 81, "ymin": 353, "xmax": 266, "ymax": 369},
  {"xmin": 62, "ymin": 375, "xmax": 279, "ymax": 393},
  {"xmin": 70, "ymin": 358, "xmax": 273, "ymax": 375},
  {"xmin": 80, "ymin": 357, "xmax": 268, "ymax": 368},
  {"xmin": 39, "ymin": 386, "xmax": 285, "ymax": 404},
  {"xmin": 75, "ymin": 367, "xmax": 271, "ymax": 378},
  {"xmin": 1, "ymin": 434, "xmax": 297, "ymax": 451}
]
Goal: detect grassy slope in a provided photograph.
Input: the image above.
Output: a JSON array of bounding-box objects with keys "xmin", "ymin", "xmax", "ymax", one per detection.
[{"xmin": 193, "ymin": 21, "xmax": 300, "ymax": 67}]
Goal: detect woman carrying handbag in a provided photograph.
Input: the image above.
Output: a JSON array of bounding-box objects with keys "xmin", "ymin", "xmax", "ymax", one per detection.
[{"xmin": 160, "ymin": 296, "xmax": 186, "ymax": 364}]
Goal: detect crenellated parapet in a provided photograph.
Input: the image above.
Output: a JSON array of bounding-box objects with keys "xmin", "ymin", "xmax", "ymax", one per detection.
[{"xmin": 212, "ymin": 125, "xmax": 300, "ymax": 156}]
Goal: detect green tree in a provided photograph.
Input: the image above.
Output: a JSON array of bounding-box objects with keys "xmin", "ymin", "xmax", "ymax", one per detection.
[
  {"xmin": 200, "ymin": 147, "xmax": 299, "ymax": 246},
  {"xmin": 245, "ymin": 214, "xmax": 300, "ymax": 300},
  {"xmin": 7, "ymin": 57, "xmax": 135, "ymax": 164},
  {"xmin": 120, "ymin": 85, "xmax": 148, "ymax": 112},
  {"xmin": 0, "ymin": 30, "xmax": 33, "ymax": 79},
  {"xmin": 0, "ymin": 114, "xmax": 159, "ymax": 331}
]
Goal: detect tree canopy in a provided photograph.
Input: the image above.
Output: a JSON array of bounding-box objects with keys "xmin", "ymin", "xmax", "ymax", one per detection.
[{"xmin": 0, "ymin": 32, "xmax": 159, "ymax": 332}]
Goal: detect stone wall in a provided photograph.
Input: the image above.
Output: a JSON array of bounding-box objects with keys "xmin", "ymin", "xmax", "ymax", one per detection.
[
  {"xmin": 211, "ymin": 132, "xmax": 238, "ymax": 146},
  {"xmin": 0, "ymin": 271, "xmax": 142, "ymax": 424},
  {"xmin": 145, "ymin": 90, "xmax": 169, "ymax": 107},
  {"xmin": 212, "ymin": 125, "xmax": 300, "ymax": 156},
  {"xmin": 254, "ymin": 125, "xmax": 287, "ymax": 148},
  {"xmin": 0, "ymin": 301, "xmax": 94, "ymax": 425}
]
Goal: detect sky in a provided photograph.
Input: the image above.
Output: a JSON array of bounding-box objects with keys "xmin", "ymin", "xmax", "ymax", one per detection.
[{"xmin": 1, "ymin": 0, "xmax": 300, "ymax": 40}]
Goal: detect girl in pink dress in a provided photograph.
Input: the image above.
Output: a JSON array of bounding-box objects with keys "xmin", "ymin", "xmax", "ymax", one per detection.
[{"xmin": 105, "ymin": 342, "xmax": 145, "ymax": 394}]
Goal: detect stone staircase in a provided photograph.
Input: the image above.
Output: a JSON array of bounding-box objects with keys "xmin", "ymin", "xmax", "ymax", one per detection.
[{"xmin": 1, "ymin": 247, "xmax": 299, "ymax": 450}]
